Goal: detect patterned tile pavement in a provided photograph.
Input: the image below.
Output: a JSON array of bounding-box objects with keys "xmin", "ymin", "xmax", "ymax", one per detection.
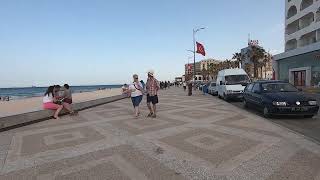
[{"xmin": 0, "ymin": 87, "xmax": 320, "ymax": 180}]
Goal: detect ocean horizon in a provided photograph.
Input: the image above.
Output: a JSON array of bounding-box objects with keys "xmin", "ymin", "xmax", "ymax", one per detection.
[{"xmin": 0, "ymin": 85, "xmax": 122, "ymax": 100}]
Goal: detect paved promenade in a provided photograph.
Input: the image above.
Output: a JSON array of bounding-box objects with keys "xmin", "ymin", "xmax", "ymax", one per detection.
[{"xmin": 1, "ymin": 88, "xmax": 320, "ymax": 180}]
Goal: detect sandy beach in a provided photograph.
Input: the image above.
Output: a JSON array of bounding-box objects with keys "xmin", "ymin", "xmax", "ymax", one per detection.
[{"xmin": 0, "ymin": 88, "xmax": 122, "ymax": 118}]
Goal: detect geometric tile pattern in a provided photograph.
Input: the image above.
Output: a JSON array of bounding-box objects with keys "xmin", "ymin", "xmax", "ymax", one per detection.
[
  {"xmin": 0, "ymin": 88, "xmax": 320, "ymax": 179},
  {"xmin": 0, "ymin": 145, "xmax": 185, "ymax": 180}
]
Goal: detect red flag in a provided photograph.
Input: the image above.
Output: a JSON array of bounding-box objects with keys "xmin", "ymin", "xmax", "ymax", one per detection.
[{"xmin": 196, "ymin": 42, "xmax": 206, "ymax": 56}]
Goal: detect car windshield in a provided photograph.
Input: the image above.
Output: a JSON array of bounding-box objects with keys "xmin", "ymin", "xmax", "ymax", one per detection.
[
  {"xmin": 225, "ymin": 75, "xmax": 249, "ymax": 85},
  {"xmin": 261, "ymin": 83, "xmax": 298, "ymax": 92}
]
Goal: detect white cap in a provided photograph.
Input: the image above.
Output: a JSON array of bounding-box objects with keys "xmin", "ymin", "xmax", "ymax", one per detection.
[{"xmin": 147, "ymin": 70, "xmax": 155, "ymax": 77}]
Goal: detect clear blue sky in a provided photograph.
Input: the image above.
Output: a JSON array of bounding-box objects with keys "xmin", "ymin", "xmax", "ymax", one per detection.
[{"xmin": 0, "ymin": 0, "xmax": 284, "ymax": 88}]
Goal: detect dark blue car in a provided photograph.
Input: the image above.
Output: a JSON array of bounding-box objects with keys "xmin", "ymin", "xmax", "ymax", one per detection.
[{"xmin": 243, "ymin": 80, "xmax": 319, "ymax": 118}]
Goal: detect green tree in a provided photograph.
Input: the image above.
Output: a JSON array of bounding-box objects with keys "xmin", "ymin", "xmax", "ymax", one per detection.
[
  {"xmin": 232, "ymin": 53, "xmax": 242, "ymax": 68},
  {"xmin": 248, "ymin": 46, "xmax": 266, "ymax": 78}
]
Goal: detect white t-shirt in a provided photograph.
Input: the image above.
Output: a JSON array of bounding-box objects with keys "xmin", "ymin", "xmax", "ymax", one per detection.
[
  {"xmin": 43, "ymin": 94, "xmax": 54, "ymax": 103},
  {"xmin": 129, "ymin": 82, "xmax": 143, "ymax": 97}
]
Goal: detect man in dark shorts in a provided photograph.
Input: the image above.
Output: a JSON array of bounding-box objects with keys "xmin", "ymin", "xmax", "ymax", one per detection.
[{"xmin": 146, "ymin": 70, "xmax": 160, "ymax": 118}]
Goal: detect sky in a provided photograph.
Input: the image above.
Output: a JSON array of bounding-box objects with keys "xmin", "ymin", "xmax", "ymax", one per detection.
[{"xmin": 0, "ymin": 0, "xmax": 285, "ymax": 88}]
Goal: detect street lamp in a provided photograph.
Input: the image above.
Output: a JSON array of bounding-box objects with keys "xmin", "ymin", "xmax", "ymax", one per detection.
[{"xmin": 192, "ymin": 27, "xmax": 205, "ymax": 81}]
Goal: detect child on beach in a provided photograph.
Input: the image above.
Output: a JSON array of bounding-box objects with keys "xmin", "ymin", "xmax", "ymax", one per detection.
[
  {"xmin": 43, "ymin": 86, "xmax": 76, "ymax": 119},
  {"xmin": 128, "ymin": 74, "xmax": 143, "ymax": 118}
]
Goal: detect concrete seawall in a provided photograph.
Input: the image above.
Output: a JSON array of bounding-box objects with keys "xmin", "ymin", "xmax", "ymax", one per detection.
[{"xmin": 0, "ymin": 94, "xmax": 127, "ymax": 131}]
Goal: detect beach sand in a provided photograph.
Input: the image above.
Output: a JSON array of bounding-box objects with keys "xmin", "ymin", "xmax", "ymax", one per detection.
[{"xmin": 0, "ymin": 88, "xmax": 122, "ymax": 118}]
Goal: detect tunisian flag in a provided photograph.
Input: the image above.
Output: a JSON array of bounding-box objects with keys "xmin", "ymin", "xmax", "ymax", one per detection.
[{"xmin": 196, "ymin": 42, "xmax": 206, "ymax": 56}]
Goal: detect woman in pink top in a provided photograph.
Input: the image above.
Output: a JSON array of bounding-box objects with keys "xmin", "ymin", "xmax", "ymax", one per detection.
[{"xmin": 43, "ymin": 86, "xmax": 76, "ymax": 119}]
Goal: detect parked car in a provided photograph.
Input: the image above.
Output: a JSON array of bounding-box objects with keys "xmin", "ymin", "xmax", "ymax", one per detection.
[
  {"xmin": 216, "ymin": 68, "xmax": 250, "ymax": 101},
  {"xmin": 208, "ymin": 82, "xmax": 218, "ymax": 95},
  {"xmin": 243, "ymin": 80, "xmax": 319, "ymax": 118}
]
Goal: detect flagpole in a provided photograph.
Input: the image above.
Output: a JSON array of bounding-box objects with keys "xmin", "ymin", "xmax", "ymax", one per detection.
[
  {"xmin": 192, "ymin": 27, "xmax": 205, "ymax": 82},
  {"xmin": 193, "ymin": 29, "xmax": 196, "ymax": 82}
]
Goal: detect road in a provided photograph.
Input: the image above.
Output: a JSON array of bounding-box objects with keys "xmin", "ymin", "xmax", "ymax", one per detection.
[{"xmin": 215, "ymin": 94, "xmax": 320, "ymax": 143}]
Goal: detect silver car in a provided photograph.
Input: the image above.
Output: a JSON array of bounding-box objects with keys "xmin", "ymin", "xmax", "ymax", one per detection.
[{"xmin": 208, "ymin": 82, "xmax": 218, "ymax": 96}]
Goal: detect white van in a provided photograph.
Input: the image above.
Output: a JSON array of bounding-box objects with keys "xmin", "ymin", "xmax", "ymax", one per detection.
[{"xmin": 216, "ymin": 68, "xmax": 250, "ymax": 101}]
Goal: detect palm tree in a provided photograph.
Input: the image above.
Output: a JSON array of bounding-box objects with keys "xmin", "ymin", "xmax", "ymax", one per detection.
[
  {"xmin": 232, "ymin": 53, "xmax": 242, "ymax": 68},
  {"xmin": 225, "ymin": 59, "xmax": 232, "ymax": 69},
  {"xmin": 201, "ymin": 67, "xmax": 208, "ymax": 81},
  {"xmin": 263, "ymin": 53, "xmax": 272, "ymax": 79},
  {"xmin": 248, "ymin": 46, "xmax": 266, "ymax": 78}
]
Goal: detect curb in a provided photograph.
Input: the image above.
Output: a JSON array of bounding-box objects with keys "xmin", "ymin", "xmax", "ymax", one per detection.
[{"xmin": 0, "ymin": 94, "xmax": 127, "ymax": 131}]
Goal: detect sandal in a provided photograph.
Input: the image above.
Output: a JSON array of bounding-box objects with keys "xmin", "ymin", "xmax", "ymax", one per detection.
[
  {"xmin": 70, "ymin": 111, "xmax": 78, "ymax": 116},
  {"xmin": 147, "ymin": 113, "xmax": 153, "ymax": 117}
]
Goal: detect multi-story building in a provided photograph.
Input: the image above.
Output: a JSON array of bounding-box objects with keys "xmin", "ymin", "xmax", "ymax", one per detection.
[
  {"xmin": 200, "ymin": 58, "xmax": 220, "ymax": 71},
  {"xmin": 185, "ymin": 62, "xmax": 201, "ymax": 76},
  {"xmin": 274, "ymin": 0, "xmax": 320, "ymax": 87}
]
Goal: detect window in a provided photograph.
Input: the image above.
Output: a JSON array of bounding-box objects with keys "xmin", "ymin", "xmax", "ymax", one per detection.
[
  {"xmin": 245, "ymin": 84, "xmax": 254, "ymax": 92},
  {"xmin": 252, "ymin": 83, "xmax": 261, "ymax": 93},
  {"xmin": 225, "ymin": 75, "xmax": 250, "ymax": 85},
  {"xmin": 301, "ymin": 0, "xmax": 313, "ymax": 11},
  {"xmin": 287, "ymin": 5, "xmax": 297, "ymax": 19},
  {"xmin": 261, "ymin": 83, "xmax": 298, "ymax": 92}
]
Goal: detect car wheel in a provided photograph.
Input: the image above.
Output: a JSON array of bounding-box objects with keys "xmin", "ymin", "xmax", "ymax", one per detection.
[
  {"xmin": 243, "ymin": 99, "xmax": 248, "ymax": 108},
  {"xmin": 223, "ymin": 93, "xmax": 229, "ymax": 102},
  {"xmin": 304, "ymin": 115, "xmax": 314, "ymax": 118},
  {"xmin": 263, "ymin": 106, "xmax": 271, "ymax": 118}
]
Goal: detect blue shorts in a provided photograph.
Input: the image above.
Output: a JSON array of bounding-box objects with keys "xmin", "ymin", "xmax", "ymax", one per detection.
[{"xmin": 131, "ymin": 95, "xmax": 143, "ymax": 107}]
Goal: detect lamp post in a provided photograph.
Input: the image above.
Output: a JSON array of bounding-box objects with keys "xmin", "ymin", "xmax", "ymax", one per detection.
[{"xmin": 192, "ymin": 27, "xmax": 205, "ymax": 81}]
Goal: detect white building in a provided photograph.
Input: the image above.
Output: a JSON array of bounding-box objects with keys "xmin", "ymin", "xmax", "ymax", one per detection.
[
  {"xmin": 285, "ymin": 0, "xmax": 320, "ymax": 51},
  {"xmin": 274, "ymin": 0, "xmax": 320, "ymax": 87}
]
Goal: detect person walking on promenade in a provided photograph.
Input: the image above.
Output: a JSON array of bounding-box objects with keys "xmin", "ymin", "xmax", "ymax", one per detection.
[
  {"xmin": 183, "ymin": 81, "xmax": 187, "ymax": 91},
  {"xmin": 128, "ymin": 74, "xmax": 144, "ymax": 118},
  {"xmin": 188, "ymin": 81, "xmax": 193, "ymax": 96},
  {"xmin": 140, "ymin": 80, "xmax": 146, "ymax": 93},
  {"xmin": 146, "ymin": 70, "xmax": 160, "ymax": 118}
]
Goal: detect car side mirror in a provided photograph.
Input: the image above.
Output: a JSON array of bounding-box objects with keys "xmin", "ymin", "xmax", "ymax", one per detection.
[{"xmin": 220, "ymin": 81, "xmax": 223, "ymax": 85}]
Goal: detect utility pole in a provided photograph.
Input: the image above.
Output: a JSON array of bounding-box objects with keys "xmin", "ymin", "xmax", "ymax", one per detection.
[{"xmin": 192, "ymin": 27, "xmax": 205, "ymax": 81}]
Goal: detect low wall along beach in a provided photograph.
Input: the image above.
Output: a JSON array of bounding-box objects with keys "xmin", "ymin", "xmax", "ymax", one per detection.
[{"xmin": 0, "ymin": 88, "xmax": 125, "ymax": 130}]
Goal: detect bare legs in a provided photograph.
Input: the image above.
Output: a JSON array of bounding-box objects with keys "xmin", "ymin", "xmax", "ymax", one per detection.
[
  {"xmin": 54, "ymin": 105, "xmax": 64, "ymax": 119},
  {"xmin": 53, "ymin": 103, "xmax": 77, "ymax": 119},
  {"xmin": 62, "ymin": 102, "xmax": 75, "ymax": 114},
  {"xmin": 147, "ymin": 103, "xmax": 156, "ymax": 118},
  {"xmin": 134, "ymin": 105, "xmax": 140, "ymax": 117}
]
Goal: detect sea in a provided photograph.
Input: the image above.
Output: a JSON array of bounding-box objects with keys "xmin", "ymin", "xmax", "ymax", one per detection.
[{"xmin": 0, "ymin": 85, "xmax": 122, "ymax": 100}]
